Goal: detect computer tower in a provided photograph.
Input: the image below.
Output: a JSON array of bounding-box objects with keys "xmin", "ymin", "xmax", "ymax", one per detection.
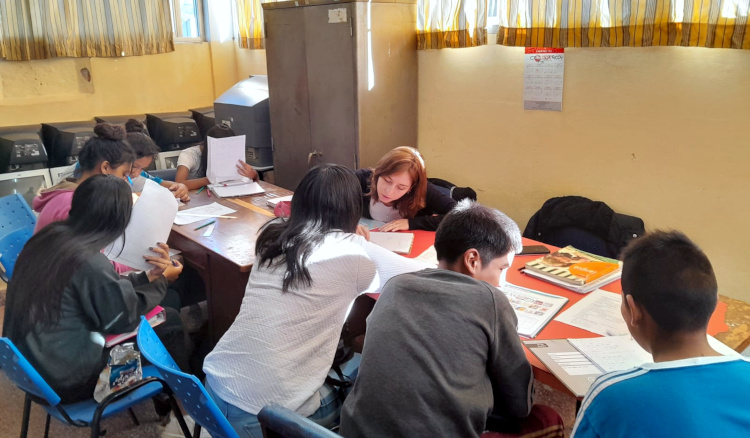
[
  {"xmin": 40, "ymin": 121, "xmax": 95, "ymax": 168},
  {"xmin": 146, "ymin": 112, "xmax": 202, "ymax": 152},
  {"xmin": 0, "ymin": 125, "xmax": 48, "ymax": 173},
  {"xmin": 190, "ymin": 107, "xmax": 216, "ymax": 139},
  {"xmin": 214, "ymin": 76, "xmax": 273, "ymax": 168}
]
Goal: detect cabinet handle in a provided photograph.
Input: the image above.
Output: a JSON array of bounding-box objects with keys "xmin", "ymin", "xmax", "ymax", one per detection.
[{"xmin": 307, "ymin": 150, "xmax": 323, "ymax": 165}]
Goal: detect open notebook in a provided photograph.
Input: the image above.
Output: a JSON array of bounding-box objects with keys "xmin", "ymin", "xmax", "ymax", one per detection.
[
  {"xmin": 104, "ymin": 306, "xmax": 166, "ymax": 348},
  {"xmin": 369, "ymin": 232, "xmax": 415, "ymax": 255}
]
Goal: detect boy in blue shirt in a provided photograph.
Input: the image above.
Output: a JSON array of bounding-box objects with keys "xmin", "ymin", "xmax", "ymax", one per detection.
[{"xmin": 572, "ymin": 230, "xmax": 750, "ymax": 437}]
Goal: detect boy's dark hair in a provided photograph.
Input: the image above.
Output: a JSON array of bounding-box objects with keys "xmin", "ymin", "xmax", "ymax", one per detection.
[
  {"xmin": 125, "ymin": 119, "xmax": 160, "ymax": 159},
  {"xmin": 435, "ymin": 200, "xmax": 522, "ymax": 265},
  {"xmin": 621, "ymin": 230, "xmax": 717, "ymax": 333}
]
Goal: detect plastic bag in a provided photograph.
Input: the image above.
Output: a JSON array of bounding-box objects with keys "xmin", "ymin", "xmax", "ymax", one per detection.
[{"xmin": 94, "ymin": 343, "xmax": 143, "ymax": 402}]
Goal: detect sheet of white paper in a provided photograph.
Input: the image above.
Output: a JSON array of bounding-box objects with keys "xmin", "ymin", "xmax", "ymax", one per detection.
[
  {"xmin": 500, "ymin": 283, "xmax": 569, "ymax": 338},
  {"xmin": 548, "ymin": 352, "xmax": 603, "ymax": 376},
  {"xmin": 555, "ymin": 289, "xmax": 629, "ymax": 336},
  {"xmin": 568, "ymin": 336, "xmax": 653, "ymax": 373},
  {"xmin": 368, "ymin": 232, "xmax": 414, "ymax": 254},
  {"xmin": 104, "ymin": 180, "xmax": 178, "ymax": 271},
  {"xmin": 415, "ymin": 245, "xmax": 438, "ymax": 267},
  {"xmin": 206, "ymin": 134, "xmax": 246, "ymax": 184},
  {"xmin": 267, "ymin": 194, "xmax": 293, "ymax": 207},
  {"xmin": 523, "ymin": 48, "xmax": 564, "ymax": 111},
  {"xmin": 174, "ymin": 202, "xmax": 237, "ymax": 225},
  {"xmin": 209, "ymin": 181, "xmax": 265, "ymax": 198}
]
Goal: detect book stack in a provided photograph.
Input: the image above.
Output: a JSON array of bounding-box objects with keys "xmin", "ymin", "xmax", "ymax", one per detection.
[{"xmin": 522, "ymin": 246, "xmax": 621, "ymax": 294}]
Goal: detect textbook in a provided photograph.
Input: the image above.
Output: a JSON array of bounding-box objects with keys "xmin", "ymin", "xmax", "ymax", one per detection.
[
  {"xmin": 522, "ymin": 246, "xmax": 621, "ymax": 294},
  {"xmin": 369, "ymin": 232, "xmax": 414, "ymax": 255},
  {"xmin": 104, "ymin": 306, "xmax": 166, "ymax": 348},
  {"xmin": 499, "ymin": 283, "xmax": 568, "ymax": 338},
  {"xmin": 524, "ymin": 335, "xmax": 738, "ymax": 397}
]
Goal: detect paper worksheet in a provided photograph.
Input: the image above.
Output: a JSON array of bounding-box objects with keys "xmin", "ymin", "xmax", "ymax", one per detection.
[
  {"xmin": 104, "ymin": 180, "xmax": 178, "ymax": 271},
  {"xmin": 500, "ymin": 283, "xmax": 569, "ymax": 338},
  {"xmin": 174, "ymin": 202, "xmax": 237, "ymax": 225},
  {"xmin": 568, "ymin": 336, "xmax": 653, "ymax": 373},
  {"xmin": 555, "ymin": 289, "xmax": 629, "ymax": 336},
  {"xmin": 415, "ymin": 245, "xmax": 438, "ymax": 267},
  {"xmin": 523, "ymin": 48, "xmax": 564, "ymax": 111},
  {"xmin": 206, "ymin": 134, "xmax": 246, "ymax": 184},
  {"xmin": 369, "ymin": 232, "xmax": 414, "ymax": 254}
]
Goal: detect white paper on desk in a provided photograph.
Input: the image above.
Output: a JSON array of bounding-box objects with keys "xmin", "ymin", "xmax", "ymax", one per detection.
[
  {"xmin": 415, "ymin": 245, "xmax": 438, "ymax": 267},
  {"xmin": 174, "ymin": 202, "xmax": 237, "ymax": 225},
  {"xmin": 104, "ymin": 179, "xmax": 177, "ymax": 271},
  {"xmin": 209, "ymin": 181, "xmax": 265, "ymax": 198},
  {"xmin": 555, "ymin": 289, "xmax": 629, "ymax": 336},
  {"xmin": 207, "ymin": 134, "xmax": 246, "ymax": 184},
  {"xmin": 568, "ymin": 336, "xmax": 653, "ymax": 373},
  {"xmin": 369, "ymin": 232, "xmax": 414, "ymax": 254}
]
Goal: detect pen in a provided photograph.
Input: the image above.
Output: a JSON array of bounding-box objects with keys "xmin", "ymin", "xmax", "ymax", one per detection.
[
  {"xmin": 194, "ymin": 220, "xmax": 216, "ymax": 231},
  {"xmin": 127, "ymin": 175, "xmax": 134, "ymax": 186},
  {"xmin": 171, "ymin": 259, "xmax": 179, "ymax": 267},
  {"xmin": 206, "ymin": 188, "xmax": 211, "ymax": 197},
  {"xmin": 196, "ymin": 186, "xmax": 205, "ymax": 195}
]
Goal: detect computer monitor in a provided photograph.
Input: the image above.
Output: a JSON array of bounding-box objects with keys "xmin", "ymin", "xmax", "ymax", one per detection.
[
  {"xmin": 95, "ymin": 114, "xmax": 149, "ymax": 136},
  {"xmin": 0, "ymin": 168, "xmax": 52, "ymax": 208},
  {"xmin": 214, "ymin": 76, "xmax": 273, "ymax": 168},
  {"xmin": 41, "ymin": 121, "xmax": 95, "ymax": 168},
  {"xmin": 190, "ymin": 107, "xmax": 216, "ymax": 139},
  {"xmin": 0, "ymin": 125, "xmax": 48, "ymax": 173},
  {"xmin": 146, "ymin": 112, "xmax": 202, "ymax": 152}
]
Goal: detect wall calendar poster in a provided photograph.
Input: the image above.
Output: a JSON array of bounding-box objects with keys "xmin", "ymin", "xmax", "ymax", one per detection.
[{"xmin": 523, "ymin": 48, "xmax": 565, "ymax": 111}]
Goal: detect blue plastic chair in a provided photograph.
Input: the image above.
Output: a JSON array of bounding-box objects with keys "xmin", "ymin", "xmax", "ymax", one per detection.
[
  {"xmin": 257, "ymin": 404, "xmax": 340, "ymax": 438},
  {"xmin": 0, "ymin": 193, "xmax": 37, "ymax": 282},
  {"xmin": 0, "ymin": 337, "xmax": 178, "ymax": 438},
  {"xmin": 137, "ymin": 316, "xmax": 240, "ymax": 438}
]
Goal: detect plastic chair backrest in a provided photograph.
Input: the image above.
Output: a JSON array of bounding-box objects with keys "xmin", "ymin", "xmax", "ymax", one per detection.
[
  {"xmin": 0, "ymin": 338, "xmax": 62, "ymax": 406},
  {"xmin": 136, "ymin": 317, "xmax": 240, "ymax": 438},
  {"xmin": 257, "ymin": 404, "xmax": 340, "ymax": 438},
  {"xmin": 0, "ymin": 227, "xmax": 34, "ymax": 280},
  {"xmin": 0, "ymin": 193, "xmax": 36, "ymax": 234}
]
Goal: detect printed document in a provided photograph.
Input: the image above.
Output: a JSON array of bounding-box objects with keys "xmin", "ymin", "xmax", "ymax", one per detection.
[{"xmin": 555, "ymin": 289, "xmax": 629, "ymax": 336}]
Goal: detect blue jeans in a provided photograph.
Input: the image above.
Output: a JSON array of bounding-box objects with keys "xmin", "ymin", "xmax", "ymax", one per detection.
[{"xmin": 205, "ymin": 355, "xmax": 360, "ymax": 438}]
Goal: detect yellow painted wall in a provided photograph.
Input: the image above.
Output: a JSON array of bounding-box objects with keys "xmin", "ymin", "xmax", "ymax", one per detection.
[
  {"xmin": 0, "ymin": 43, "xmax": 216, "ymax": 126},
  {"xmin": 418, "ymin": 44, "xmax": 750, "ymax": 302}
]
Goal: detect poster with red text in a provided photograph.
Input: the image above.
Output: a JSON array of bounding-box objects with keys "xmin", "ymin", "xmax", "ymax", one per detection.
[{"xmin": 523, "ymin": 48, "xmax": 564, "ymax": 111}]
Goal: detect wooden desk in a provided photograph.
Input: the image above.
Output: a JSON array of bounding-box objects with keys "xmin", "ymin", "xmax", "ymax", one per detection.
[{"xmin": 168, "ymin": 181, "xmax": 292, "ymax": 343}]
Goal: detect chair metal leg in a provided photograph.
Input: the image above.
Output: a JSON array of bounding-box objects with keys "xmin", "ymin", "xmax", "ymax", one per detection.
[
  {"xmin": 43, "ymin": 414, "xmax": 51, "ymax": 438},
  {"xmin": 20, "ymin": 394, "xmax": 31, "ymax": 438},
  {"xmin": 127, "ymin": 407, "xmax": 140, "ymax": 426}
]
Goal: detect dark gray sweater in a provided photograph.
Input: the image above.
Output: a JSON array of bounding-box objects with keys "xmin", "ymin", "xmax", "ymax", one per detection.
[
  {"xmin": 4, "ymin": 253, "xmax": 167, "ymax": 401},
  {"xmin": 340, "ymin": 269, "xmax": 534, "ymax": 438}
]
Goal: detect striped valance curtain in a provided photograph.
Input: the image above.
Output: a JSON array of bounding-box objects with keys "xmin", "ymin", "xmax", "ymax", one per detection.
[
  {"xmin": 237, "ymin": 0, "xmax": 277, "ymax": 50},
  {"xmin": 496, "ymin": 0, "xmax": 750, "ymax": 49},
  {"xmin": 418, "ymin": 0, "xmax": 487, "ymax": 49},
  {"xmin": 0, "ymin": 0, "xmax": 174, "ymax": 61}
]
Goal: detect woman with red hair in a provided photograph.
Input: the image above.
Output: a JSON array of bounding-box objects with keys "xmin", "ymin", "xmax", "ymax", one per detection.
[{"xmin": 356, "ymin": 147, "xmax": 456, "ymax": 232}]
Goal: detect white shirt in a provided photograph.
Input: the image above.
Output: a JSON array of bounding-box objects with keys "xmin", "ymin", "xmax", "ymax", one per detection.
[
  {"xmin": 369, "ymin": 198, "xmax": 403, "ymax": 223},
  {"xmin": 176, "ymin": 145, "xmax": 203, "ymax": 180},
  {"xmin": 202, "ymin": 232, "xmax": 429, "ymax": 416}
]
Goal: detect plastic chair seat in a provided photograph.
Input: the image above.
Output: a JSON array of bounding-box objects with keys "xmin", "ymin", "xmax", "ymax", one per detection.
[{"xmin": 45, "ymin": 366, "xmax": 164, "ymax": 424}]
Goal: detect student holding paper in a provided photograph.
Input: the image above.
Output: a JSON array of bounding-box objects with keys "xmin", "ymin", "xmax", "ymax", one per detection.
[
  {"xmin": 202, "ymin": 164, "xmax": 429, "ymax": 437},
  {"xmin": 340, "ymin": 201, "xmax": 564, "ymax": 438},
  {"xmin": 572, "ymin": 231, "xmax": 750, "ymax": 437},
  {"xmin": 356, "ymin": 146, "xmax": 456, "ymax": 232},
  {"xmin": 2, "ymin": 175, "xmax": 185, "ymax": 403},
  {"xmin": 175, "ymin": 124, "xmax": 259, "ymax": 190}
]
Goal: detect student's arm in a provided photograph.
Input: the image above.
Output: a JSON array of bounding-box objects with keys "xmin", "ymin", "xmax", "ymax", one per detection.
[
  {"xmin": 159, "ymin": 180, "xmax": 190, "ymax": 201},
  {"xmin": 175, "ymin": 165, "xmax": 209, "ymax": 190},
  {"xmin": 407, "ymin": 183, "xmax": 458, "ymax": 231},
  {"xmin": 487, "ymin": 288, "xmax": 535, "ymax": 419}
]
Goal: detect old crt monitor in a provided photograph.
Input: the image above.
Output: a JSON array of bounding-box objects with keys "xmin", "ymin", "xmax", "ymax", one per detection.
[
  {"xmin": 190, "ymin": 107, "xmax": 216, "ymax": 139},
  {"xmin": 0, "ymin": 125, "xmax": 48, "ymax": 173},
  {"xmin": 214, "ymin": 76, "xmax": 273, "ymax": 168},
  {"xmin": 41, "ymin": 121, "xmax": 95, "ymax": 167},
  {"xmin": 95, "ymin": 114, "xmax": 149, "ymax": 135},
  {"xmin": 146, "ymin": 112, "xmax": 201, "ymax": 151}
]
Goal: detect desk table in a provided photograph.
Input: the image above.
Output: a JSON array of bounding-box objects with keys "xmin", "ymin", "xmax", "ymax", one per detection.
[{"xmin": 167, "ymin": 181, "xmax": 292, "ymax": 343}]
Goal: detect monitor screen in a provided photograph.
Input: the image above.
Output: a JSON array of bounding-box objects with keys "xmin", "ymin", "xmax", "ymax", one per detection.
[{"xmin": 0, "ymin": 174, "xmax": 47, "ymax": 208}]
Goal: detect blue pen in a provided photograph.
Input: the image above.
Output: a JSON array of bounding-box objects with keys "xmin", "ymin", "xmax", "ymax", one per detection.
[{"xmin": 127, "ymin": 175, "xmax": 134, "ymax": 186}]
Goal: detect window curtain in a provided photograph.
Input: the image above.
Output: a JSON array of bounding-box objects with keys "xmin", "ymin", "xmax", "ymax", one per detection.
[
  {"xmin": 418, "ymin": 0, "xmax": 488, "ymax": 49},
  {"xmin": 0, "ymin": 0, "xmax": 174, "ymax": 61},
  {"xmin": 237, "ymin": 0, "xmax": 276, "ymax": 49},
  {"xmin": 496, "ymin": 0, "xmax": 750, "ymax": 49}
]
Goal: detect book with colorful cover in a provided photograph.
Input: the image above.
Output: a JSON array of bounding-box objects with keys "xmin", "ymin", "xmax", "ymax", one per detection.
[
  {"xmin": 523, "ymin": 246, "xmax": 621, "ymax": 294},
  {"xmin": 104, "ymin": 306, "xmax": 166, "ymax": 347}
]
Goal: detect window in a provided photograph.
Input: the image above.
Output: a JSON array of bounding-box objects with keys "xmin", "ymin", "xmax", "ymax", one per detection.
[{"xmin": 171, "ymin": 0, "xmax": 206, "ymax": 42}]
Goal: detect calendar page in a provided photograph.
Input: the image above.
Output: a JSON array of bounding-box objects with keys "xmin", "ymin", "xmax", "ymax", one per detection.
[{"xmin": 523, "ymin": 48, "xmax": 565, "ymax": 111}]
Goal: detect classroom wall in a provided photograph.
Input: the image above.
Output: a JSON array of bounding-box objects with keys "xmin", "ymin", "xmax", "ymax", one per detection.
[
  {"xmin": 418, "ymin": 43, "xmax": 750, "ymax": 302},
  {"xmin": 0, "ymin": 43, "xmax": 217, "ymax": 126}
]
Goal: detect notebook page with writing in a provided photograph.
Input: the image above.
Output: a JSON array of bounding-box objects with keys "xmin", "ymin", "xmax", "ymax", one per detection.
[
  {"xmin": 568, "ymin": 336, "xmax": 653, "ymax": 373},
  {"xmin": 369, "ymin": 232, "xmax": 415, "ymax": 255},
  {"xmin": 207, "ymin": 135, "xmax": 246, "ymax": 184},
  {"xmin": 555, "ymin": 289, "xmax": 629, "ymax": 336}
]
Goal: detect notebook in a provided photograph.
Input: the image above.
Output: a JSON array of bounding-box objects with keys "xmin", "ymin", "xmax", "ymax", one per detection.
[
  {"xmin": 499, "ymin": 283, "xmax": 568, "ymax": 338},
  {"xmin": 104, "ymin": 306, "xmax": 166, "ymax": 347},
  {"xmin": 369, "ymin": 232, "xmax": 415, "ymax": 255}
]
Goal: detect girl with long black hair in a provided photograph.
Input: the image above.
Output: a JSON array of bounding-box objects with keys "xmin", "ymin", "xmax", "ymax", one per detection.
[
  {"xmin": 202, "ymin": 164, "xmax": 428, "ymax": 438},
  {"xmin": 3, "ymin": 174, "xmax": 183, "ymax": 403}
]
